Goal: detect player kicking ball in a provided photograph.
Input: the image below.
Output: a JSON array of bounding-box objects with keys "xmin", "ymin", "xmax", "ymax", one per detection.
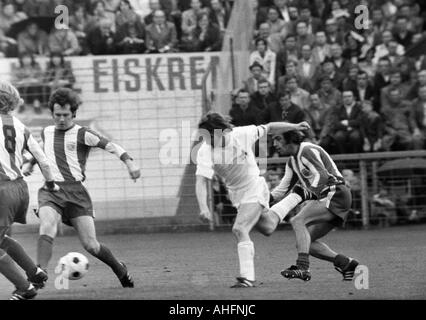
[
  {"xmin": 258, "ymin": 131, "xmax": 360, "ymax": 282},
  {"xmin": 195, "ymin": 112, "xmax": 310, "ymax": 288},
  {"xmin": 0, "ymin": 81, "xmax": 60, "ymax": 300},
  {"xmin": 24, "ymin": 88, "xmax": 141, "ymax": 288}
]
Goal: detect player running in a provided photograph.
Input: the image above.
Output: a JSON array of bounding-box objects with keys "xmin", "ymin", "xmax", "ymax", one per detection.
[
  {"xmin": 0, "ymin": 81, "xmax": 59, "ymax": 300},
  {"xmin": 24, "ymin": 88, "xmax": 141, "ymax": 288},
  {"xmin": 259, "ymin": 131, "xmax": 360, "ymax": 281},
  {"xmin": 195, "ymin": 112, "xmax": 310, "ymax": 288}
]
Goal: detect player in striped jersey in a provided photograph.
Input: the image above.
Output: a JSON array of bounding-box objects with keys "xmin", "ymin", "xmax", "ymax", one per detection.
[
  {"xmin": 0, "ymin": 81, "xmax": 59, "ymax": 300},
  {"xmin": 260, "ymin": 131, "xmax": 360, "ymax": 281},
  {"xmin": 195, "ymin": 112, "xmax": 310, "ymax": 288},
  {"xmin": 24, "ymin": 88, "xmax": 141, "ymax": 288}
]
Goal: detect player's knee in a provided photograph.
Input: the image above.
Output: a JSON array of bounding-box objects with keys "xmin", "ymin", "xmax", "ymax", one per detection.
[
  {"xmin": 232, "ymin": 224, "xmax": 248, "ymax": 240},
  {"xmin": 39, "ymin": 219, "xmax": 58, "ymax": 237},
  {"xmin": 82, "ymin": 238, "xmax": 100, "ymax": 255},
  {"xmin": 289, "ymin": 215, "xmax": 303, "ymax": 227}
]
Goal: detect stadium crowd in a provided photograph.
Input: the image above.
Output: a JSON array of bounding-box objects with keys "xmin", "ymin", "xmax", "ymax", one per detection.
[{"xmin": 229, "ymin": 0, "xmax": 426, "ymax": 157}]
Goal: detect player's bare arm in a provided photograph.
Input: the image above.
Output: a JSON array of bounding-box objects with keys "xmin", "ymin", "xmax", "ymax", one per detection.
[
  {"xmin": 195, "ymin": 175, "xmax": 212, "ymax": 222},
  {"xmin": 103, "ymin": 141, "xmax": 141, "ymax": 182},
  {"xmin": 266, "ymin": 121, "xmax": 311, "ymax": 135}
]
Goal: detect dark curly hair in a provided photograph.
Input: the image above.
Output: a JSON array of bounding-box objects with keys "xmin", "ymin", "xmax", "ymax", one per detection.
[
  {"xmin": 48, "ymin": 88, "xmax": 81, "ymax": 113},
  {"xmin": 198, "ymin": 112, "xmax": 233, "ymax": 135},
  {"xmin": 282, "ymin": 130, "xmax": 306, "ymax": 145}
]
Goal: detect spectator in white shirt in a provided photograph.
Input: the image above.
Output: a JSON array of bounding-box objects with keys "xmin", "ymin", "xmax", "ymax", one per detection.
[{"xmin": 249, "ymin": 38, "xmax": 277, "ymax": 88}]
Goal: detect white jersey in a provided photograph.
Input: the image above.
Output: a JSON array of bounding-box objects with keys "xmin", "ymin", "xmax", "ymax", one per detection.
[
  {"xmin": 0, "ymin": 114, "xmax": 44, "ymax": 181},
  {"xmin": 196, "ymin": 125, "xmax": 267, "ymax": 192}
]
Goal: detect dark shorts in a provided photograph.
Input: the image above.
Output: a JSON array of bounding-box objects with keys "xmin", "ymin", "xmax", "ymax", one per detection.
[
  {"xmin": 0, "ymin": 178, "xmax": 29, "ymax": 238},
  {"xmin": 38, "ymin": 181, "xmax": 94, "ymax": 227},
  {"xmin": 320, "ymin": 184, "xmax": 352, "ymax": 227}
]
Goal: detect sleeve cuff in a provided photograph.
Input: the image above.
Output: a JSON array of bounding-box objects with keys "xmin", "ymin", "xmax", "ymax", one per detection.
[{"xmin": 120, "ymin": 152, "xmax": 133, "ymax": 162}]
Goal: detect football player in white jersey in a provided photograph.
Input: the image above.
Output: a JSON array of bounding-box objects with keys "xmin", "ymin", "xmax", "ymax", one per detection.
[
  {"xmin": 0, "ymin": 81, "xmax": 59, "ymax": 300},
  {"xmin": 24, "ymin": 88, "xmax": 141, "ymax": 288},
  {"xmin": 195, "ymin": 112, "xmax": 310, "ymax": 287}
]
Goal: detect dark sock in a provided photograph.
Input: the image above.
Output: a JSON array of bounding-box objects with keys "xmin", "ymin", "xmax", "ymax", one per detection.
[
  {"xmin": 334, "ymin": 254, "xmax": 350, "ymax": 270},
  {"xmin": 296, "ymin": 252, "xmax": 310, "ymax": 270},
  {"xmin": 92, "ymin": 244, "xmax": 125, "ymax": 278},
  {"xmin": 0, "ymin": 251, "xmax": 30, "ymax": 291},
  {"xmin": 37, "ymin": 235, "xmax": 54, "ymax": 271},
  {"xmin": 0, "ymin": 236, "xmax": 37, "ymax": 277}
]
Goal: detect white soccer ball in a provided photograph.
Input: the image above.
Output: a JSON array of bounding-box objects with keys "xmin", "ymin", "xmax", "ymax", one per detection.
[{"xmin": 59, "ymin": 252, "xmax": 90, "ymax": 280}]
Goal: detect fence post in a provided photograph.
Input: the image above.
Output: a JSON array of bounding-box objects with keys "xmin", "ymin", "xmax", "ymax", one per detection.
[
  {"xmin": 359, "ymin": 160, "xmax": 370, "ymax": 228},
  {"xmin": 206, "ymin": 179, "xmax": 215, "ymax": 231}
]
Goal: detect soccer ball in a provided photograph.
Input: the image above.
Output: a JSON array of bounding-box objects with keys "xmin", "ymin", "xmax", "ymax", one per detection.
[{"xmin": 59, "ymin": 252, "xmax": 90, "ymax": 280}]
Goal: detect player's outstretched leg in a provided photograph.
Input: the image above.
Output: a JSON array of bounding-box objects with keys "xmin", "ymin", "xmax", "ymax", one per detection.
[
  {"xmin": 71, "ymin": 216, "xmax": 134, "ymax": 288},
  {"xmin": 0, "ymin": 248, "xmax": 37, "ymax": 300},
  {"xmin": 308, "ymin": 223, "xmax": 359, "ymax": 281},
  {"xmin": 37, "ymin": 206, "xmax": 61, "ymax": 287},
  {"xmin": 0, "ymin": 235, "xmax": 47, "ymax": 289},
  {"xmin": 230, "ymin": 203, "xmax": 263, "ymax": 288}
]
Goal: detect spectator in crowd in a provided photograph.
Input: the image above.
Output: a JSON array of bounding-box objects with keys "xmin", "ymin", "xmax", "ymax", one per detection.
[
  {"xmin": 329, "ymin": 90, "xmax": 364, "ymax": 154},
  {"xmin": 69, "ymin": 4, "xmax": 91, "ymax": 55},
  {"xmin": 407, "ymin": 69, "xmax": 426, "ymax": 100},
  {"xmin": 44, "ymin": 53, "xmax": 76, "ymax": 97},
  {"xmin": 410, "ymin": 85, "xmax": 426, "ymax": 149},
  {"xmin": 182, "ymin": 12, "xmax": 221, "ymax": 52},
  {"xmin": 324, "ymin": 18, "xmax": 344, "ymax": 45},
  {"xmin": 294, "ymin": 20, "xmax": 315, "ymax": 51},
  {"xmin": 229, "ymin": 89, "xmax": 261, "ymax": 126},
  {"xmin": 256, "ymin": 22, "xmax": 283, "ymax": 54},
  {"xmin": 249, "ymin": 38, "xmax": 276, "ymax": 88},
  {"xmin": 373, "ymin": 29, "xmax": 405, "ymax": 65},
  {"xmin": 144, "ymin": 0, "xmax": 163, "ymax": 25},
  {"xmin": 342, "ymin": 64, "xmax": 360, "ymax": 93},
  {"xmin": 265, "ymin": 6, "xmax": 289, "ymax": 40},
  {"xmin": 86, "ymin": 0, "xmax": 110, "ymax": 33},
  {"xmin": 372, "ymin": 57, "xmax": 392, "ymax": 112},
  {"xmin": 393, "ymin": 15, "xmax": 414, "ymax": 48},
  {"xmin": 11, "ymin": 53, "xmax": 44, "ymax": 113},
  {"xmin": 314, "ymin": 57, "xmax": 345, "ymax": 91},
  {"xmin": 311, "ymin": 30, "xmax": 331, "ymax": 65},
  {"xmin": 146, "ymin": 9, "xmax": 178, "ymax": 53},
  {"xmin": 0, "ymin": 2, "xmax": 27, "ymax": 35},
  {"xmin": 353, "ymin": 70, "xmax": 375, "ymax": 103},
  {"xmin": 87, "ymin": 18, "xmax": 117, "ymax": 55},
  {"xmin": 297, "ymin": 44, "xmax": 318, "ymax": 89},
  {"xmin": 0, "ymin": 28, "xmax": 17, "ymax": 58},
  {"xmin": 250, "ymin": 78, "xmax": 275, "ymax": 112},
  {"xmin": 381, "ymin": 88, "xmax": 423, "ymax": 151},
  {"xmin": 286, "ymin": 75, "xmax": 310, "ymax": 110},
  {"xmin": 262, "ymin": 91, "xmax": 305, "ymax": 124},
  {"xmin": 115, "ymin": 0, "xmax": 143, "ymax": 29},
  {"xmin": 330, "ymin": 43, "xmax": 350, "ymax": 76},
  {"xmin": 17, "ymin": 21, "xmax": 49, "ymax": 56},
  {"xmin": 114, "ymin": 3, "xmax": 146, "ymax": 54},
  {"xmin": 243, "ymin": 61, "xmax": 267, "ymax": 96},
  {"xmin": 275, "ymin": 34, "xmax": 299, "ymax": 80},
  {"xmin": 360, "ymin": 100, "xmax": 384, "ymax": 152},
  {"xmin": 181, "ymin": 0, "xmax": 204, "ymax": 42},
  {"xmin": 381, "ymin": 70, "xmax": 411, "ymax": 110},
  {"xmin": 48, "ymin": 28, "xmax": 81, "ymax": 56},
  {"xmin": 277, "ymin": 60, "xmax": 312, "ymax": 96},
  {"xmin": 20, "ymin": 0, "xmax": 56, "ymax": 17},
  {"xmin": 274, "ymin": 0, "xmax": 291, "ymax": 23},
  {"xmin": 266, "ymin": 170, "xmax": 281, "ymax": 189},
  {"xmin": 103, "ymin": 0, "xmax": 122, "ymax": 30},
  {"xmin": 304, "ymin": 93, "xmax": 334, "ymax": 145},
  {"xmin": 209, "ymin": 0, "xmax": 229, "ymax": 35},
  {"xmin": 317, "ymin": 75, "xmax": 342, "ymax": 110},
  {"xmin": 299, "ymin": 4, "xmax": 322, "ymax": 35}
]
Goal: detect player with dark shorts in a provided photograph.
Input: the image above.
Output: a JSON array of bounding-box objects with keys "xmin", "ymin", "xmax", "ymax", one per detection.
[
  {"xmin": 257, "ymin": 131, "xmax": 360, "ymax": 281},
  {"xmin": 24, "ymin": 88, "xmax": 141, "ymax": 288},
  {"xmin": 0, "ymin": 81, "xmax": 59, "ymax": 300}
]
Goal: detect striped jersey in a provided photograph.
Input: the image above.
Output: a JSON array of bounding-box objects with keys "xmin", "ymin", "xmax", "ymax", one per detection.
[
  {"xmin": 41, "ymin": 124, "xmax": 122, "ymax": 182},
  {"xmin": 0, "ymin": 114, "xmax": 42, "ymax": 181},
  {"xmin": 271, "ymin": 142, "xmax": 344, "ymax": 200},
  {"xmin": 196, "ymin": 125, "xmax": 267, "ymax": 191}
]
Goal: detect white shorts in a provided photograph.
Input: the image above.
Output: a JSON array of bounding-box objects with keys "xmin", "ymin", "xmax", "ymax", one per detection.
[{"xmin": 228, "ymin": 176, "xmax": 270, "ymax": 210}]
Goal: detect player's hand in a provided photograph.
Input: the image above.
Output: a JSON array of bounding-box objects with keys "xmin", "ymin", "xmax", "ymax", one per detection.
[
  {"xmin": 199, "ymin": 210, "xmax": 212, "ymax": 223},
  {"xmin": 126, "ymin": 161, "xmax": 141, "ymax": 182},
  {"xmin": 296, "ymin": 121, "xmax": 310, "ymax": 131},
  {"xmin": 43, "ymin": 181, "xmax": 60, "ymax": 192}
]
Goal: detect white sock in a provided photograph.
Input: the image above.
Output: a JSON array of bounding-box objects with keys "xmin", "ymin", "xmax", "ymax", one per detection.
[
  {"xmin": 237, "ymin": 241, "xmax": 255, "ymax": 281},
  {"xmin": 271, "ymin": 193, "xmax": 302, "ymax": 221}
]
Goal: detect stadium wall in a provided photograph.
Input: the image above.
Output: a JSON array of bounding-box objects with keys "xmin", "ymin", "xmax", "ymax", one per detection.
[{"xmin": 0, "ymin": 52, "xmax": 221, "ymax": 229}]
